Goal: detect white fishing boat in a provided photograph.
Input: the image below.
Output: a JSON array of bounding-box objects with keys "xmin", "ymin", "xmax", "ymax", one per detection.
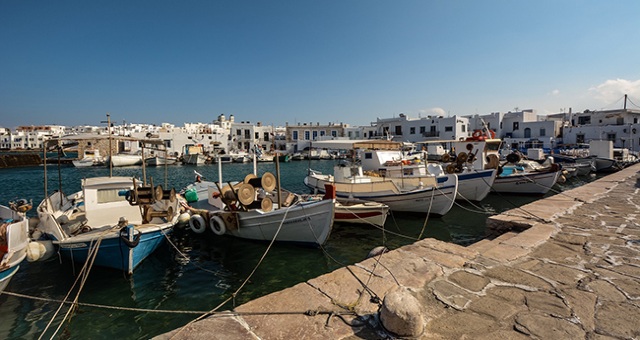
[
  {"xmin": 333, "ymin": 201, "xmax": 389, "ymax": 226},
  {"xmin": 72, "ymin": 149, "xmax": 105, "ymax": 167},
  {"xmin": 108, "ymin": 153, "xmax": 143, "ymax": 167},
  {"xmin": 0, "ymin": 200, "xmax": 30, "ymax": 292},
  {"xmin": 492, "ymin": 155, "xmax": 563, "ymax": 195},
  {"xmin": 146, "ymin": 155, "xmax": 178, "ymax": 166},
  {"xmin": 304, "ymin": 161, "xmax": 458, "ymax": 216},
  {"xmin": 181, "ymin": 172, "xmax": 334, "ymax": 247},
  {"xmin": 35, "ymin": 137, "xmax": 180, "ymax": 275},
  {"xmin": 355, "ymin": 139, "xmax": 498, "ymax": 202},
  {"xmin": 32, "ymin": 176, "xmax": 180, "ymax": 274},
  {"xmin": 182, "ymin": 144, "xmax": 207, "ymax": 165}
]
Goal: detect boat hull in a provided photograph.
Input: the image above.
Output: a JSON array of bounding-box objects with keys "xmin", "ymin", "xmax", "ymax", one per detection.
[
  {"xmin": 492, "ymin": 170, "xmax": 561, "ymax": 195},
  {"xmin": 109, "ymin": 154, "xmax": 143, "ymax": 167},
  {"xmin": 56, "ymin": 226, "xmax": 172, "ymax": 274},
  {"xmin": 183, "ymin": 154, "xmax": 207, "ymax": 165},
  {"xmin": 0, "ymin": 265, "xmax": 20, "ymax": 292},
  {"xmin": 456, "ymin": 169, "xmax": 497, "ymax": 201},
  {"xmin": 304, "ymin": 174, "xmax": 457, "ymax": 216},
  {"xmin": 334, "ymin": 202, "xmax": 389, "ymax": 226},
  {"xmin": 228, "ymin": 199, "xmax": 334, "ymax": 246}
]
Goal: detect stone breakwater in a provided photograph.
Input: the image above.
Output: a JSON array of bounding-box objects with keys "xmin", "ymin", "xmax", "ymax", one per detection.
[
  {"xmin": 156, "ymin": 164, "xmax": 640, "ymax": 339},
  {"xmin": 0, "ymin": 153, "xmax": 41, "ymax": 168}
]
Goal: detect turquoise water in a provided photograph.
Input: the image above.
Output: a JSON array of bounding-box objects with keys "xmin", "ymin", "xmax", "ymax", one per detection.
[{"xmin": 0, "ymin": 160, "xmax": 597, "ymax": 339}]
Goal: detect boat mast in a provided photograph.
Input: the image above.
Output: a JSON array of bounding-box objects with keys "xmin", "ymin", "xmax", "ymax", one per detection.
[
  {"xmin": 102, "ymin": 113, "xmax": 113, "ymax": 177},
  {"xmin": 624, "ymin": 94, "xmax": 628, "ymax": 110}
]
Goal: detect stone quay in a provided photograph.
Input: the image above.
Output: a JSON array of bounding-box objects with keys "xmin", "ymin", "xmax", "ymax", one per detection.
[{"xmin": 156, "ymin": 164, "xmax": 640, "ymax": 339}]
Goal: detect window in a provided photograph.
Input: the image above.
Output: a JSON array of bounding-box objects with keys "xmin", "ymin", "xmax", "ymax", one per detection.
[
  {"xmin": 304, "ymin": 131, "xmax": 310, "ymax": 140},
  {"xmin": 244, "ymin": 130, "xmax": 250, "ymax": 139},
  {"xmin": 410, "ymin": 127, "xmax": 415, "ymax": 134},
  {"xmin": 420, "ymin": 126, "xmax": 426, "ymax": 133},
  {"xmin": 607, "ymin": 133, "xmax": 616, "ymax": 141},
  {"xmin": 540, "ymin": 128, "xmax": 546, "ymax": 136},
  {"xmin": 255, "ymin": 132, "xmax": 259, "ymax": 139},
  {"xmin": 461, "ymin": 125, "xmax": 466, "ymax": 132},
  {"xmin": 97, "ymin": 188, "xmax": 128, "ymax": 204},
  {"xmin": 331, "ymin": 130, "xmax": 337, "ymax": 137},
  {"xmin": 292, "ymin": 131, "xmax": 298, "ymax": 140},
  {"xmin": 576, "ymin": 134, "xmax": 585, "ymax": 144},
  {"xmin": 236, "ymin": 129, "xmax": 242, "ymax": 136},
  {"xmin": 445, "ymin": 126, "xmax": 453, "ymax": 132},
  {"xmin": 513, "ymin": 122, "xmax": 519, "ymax": 130},
  {"xmin": 395, "ymin": 126, "xmax": 402, "ymax": 135},
  {"xmin": 312, "ymin": 131, "xmax": 318, "ymax": 140},
  {"xmin": 524, "ymin": 128, "xmax": 531, "ymax": 138},
  {"xmin": 264, "ymin": 132, "xmax": 270, "ymax": 141},
  {"xmin": 578, "ymin": 116, "xmax": 591, "ymax": 125},
  {"xmin": 320, "ymin": 131, "xmax": 326, "ymax": 136}
]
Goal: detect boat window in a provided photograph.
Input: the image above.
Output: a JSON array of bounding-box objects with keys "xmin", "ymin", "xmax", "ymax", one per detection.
[
  {"xmin": 364, "ymin": 152, "xmax": 372, "ymax": 159},
  {"xmin": 97, "ymin": 188, "xmax": 128, "ymax": 204}
]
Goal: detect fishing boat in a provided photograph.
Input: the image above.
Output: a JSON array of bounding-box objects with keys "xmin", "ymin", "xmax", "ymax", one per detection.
[
  {"xmin": 492, "ymin": 154, "xmax": 563, "ymax": 195},
  {"xmin": 31, "ymin": 138, "xmax": 181, "ymax": 275},
  {"xmin": 181, "ymin": 172, "xmax": 334, "ymax": 247},
  {"xmin": 304, "ymin": 161, "xmax": 458, "ymax": 216},
  {"xmin": 146, "ymin": 155, "xmax": 178, "ymax": 166},
  {"xmin": 108, "ymin": 153, "xmax": 143, "ymax": 167},
  {"xmin": 72, "ymin": 149, "xmax": 105, "ymax": 167},
  {"xmin": 182, "ymin": 144, "xmax": 207, "ymax": 165},
  {"xmin": 333, "ymin": 200, "xmax": 389, "ymax": 226},
  {"xmin": 356, "ymin": 139, "xmax": 498, "ymax": 202},
  {"xmin": 32, "ymin": 176, "xmax": 180, "ymax": 274},
  {"xmin": 0, "ymin": 200, "xmax": 31, "ymax": 292}
]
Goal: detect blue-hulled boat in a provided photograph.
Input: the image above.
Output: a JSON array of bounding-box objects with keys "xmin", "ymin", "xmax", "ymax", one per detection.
[
  {"xmin": 0, "ymin": 200, "xmax": 31, "ymax": 292},
  {"xmin": 33, "ymin": 176, "xmax": 179, "ymax": 274}
]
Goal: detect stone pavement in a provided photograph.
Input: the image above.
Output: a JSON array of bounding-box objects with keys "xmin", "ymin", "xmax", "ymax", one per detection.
[{"xmin": 156, "ymin": 164, "xmax": 640, "ymax": 339}]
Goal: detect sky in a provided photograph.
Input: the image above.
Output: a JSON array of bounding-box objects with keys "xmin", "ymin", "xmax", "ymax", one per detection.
[{"xmin": 1, "ymin": 0, "xmax": 640, "ymax": 129}]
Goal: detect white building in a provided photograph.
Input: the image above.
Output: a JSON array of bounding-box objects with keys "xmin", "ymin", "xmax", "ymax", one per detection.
[
  {"xmin": 562, "ymin": 108, "xmax": 640, "ymax": 151},
  {"xmin": 373, "ymin": 113, "xmax": 469, "ymax": 142}
]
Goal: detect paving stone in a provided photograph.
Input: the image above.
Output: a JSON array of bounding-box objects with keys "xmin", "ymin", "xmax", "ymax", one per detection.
[
  {"xmin": 484, "ymin": 266, "xmax": 553, "ymax": 290},
  {"xmin": 529, "ymin": 241, "xmax": 584, "ymax": 265},
  {"xmin": 355, "ymin": 248, "xmax": 444, "ymax": 290},
  {"xmin": 525, "ymin": 291, "xmax": 572, "ymax": 318},
  {"xmin": 482, "ymin": 243, "xmax": 531, "ymax": 262},
  {"xmin": 485, "ymin": 286, "xmax": 527, "ymax": 305},
  {"xmin": 426, "ymin": 310, "xmax": 497, "ymax": 339},
  {"xmin": 154, "ymin": 314, "xmax": 257, "ymax": 340},
  {"xmin": 552, "ymin": 233, "xmax": 588, "ymax": 246},
  {"xmin": 609, "ymin": 278, "xmax": 640, "ymax": 299},
  {"xmin": 467, "ymin": 295, "xmax": 521, "ymax": 321},
  {"xmin": 585, "ymin": 279, "xmax": 627, "ymax": 302},
  {"xmin": 561, "ymin": 288, "xmax": 597, "ymax": 332},
  {"xmin": 234, "ymin": 282, "xmax": 356, "ymax": 340},
  {"xmin": 526, "ymin": 262, "xmax": 588, "ymax": 286},
  {"xmin": 594, "ymin": 301, "xmax": 640, "ymax": 339},
  {"xmin": 613, "ymin": 263, "xmax": 640, "ymax": 278},
  {"xmin": 514, "ymin": 312, "xmax": 585, "ymax": 339},
  {"xmin": 472, "ymin": 329, "xmax": 531, "ymax": 340},
  {"xmin": 430, "ymin": 280, "xmax": 475, "ymax": 310},
  {"xmin": 448, "ymin": 270, "xmax": 490, "ymax": 292}
]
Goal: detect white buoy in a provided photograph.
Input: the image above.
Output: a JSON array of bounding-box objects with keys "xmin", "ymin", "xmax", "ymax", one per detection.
[
  {"xmin": 26, "ymin": 240, "xmax": 55, "ymax": 262},
  {"xmin": 176, "ymin": 212, "xmax": 191, "ymax": 227}
]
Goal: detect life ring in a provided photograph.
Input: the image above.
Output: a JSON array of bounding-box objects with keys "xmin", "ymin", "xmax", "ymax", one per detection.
[
  {"xmin": 189, "ymin": 214, "xmax": 207, "ymax": 234},
  {"xmin": 209, "ymin": 215, "xmax": 226, "ymax": 236}
]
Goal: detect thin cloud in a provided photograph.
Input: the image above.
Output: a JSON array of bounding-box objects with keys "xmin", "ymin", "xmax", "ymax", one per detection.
[
  {"xmin": 418, "ymin": 107, "xmax": 447, "ymax": 117},
  {"xmin": 550, "ymin": 89, "xmax": 560, "ymax": 96},
  {"xmin": 589, "ymin": 78, "xmax": 640, "ymax": 103}
]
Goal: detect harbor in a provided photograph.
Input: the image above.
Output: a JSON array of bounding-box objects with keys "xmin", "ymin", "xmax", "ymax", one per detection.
[
  {"xmin": 0, "ymin": 156, "xmax": 604, "ymax": 339},
  {"xmin": 156, "ymin": 162, "xmax": 640, "ymax": 339}
]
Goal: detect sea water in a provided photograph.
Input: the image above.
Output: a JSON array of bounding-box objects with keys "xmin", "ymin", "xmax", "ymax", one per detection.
[{"xmin": 0, "ymin": 159, "xmax": 597, "ymax": 339}]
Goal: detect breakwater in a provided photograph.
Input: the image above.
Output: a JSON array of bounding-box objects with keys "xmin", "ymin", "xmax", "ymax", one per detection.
[
  {"xmin": 0, "ymin": 153, "xmax": 41, "ymax": 168},
  {"xmin": 156, "ymin": 163, "xmax": 640, "ymax": 339}
]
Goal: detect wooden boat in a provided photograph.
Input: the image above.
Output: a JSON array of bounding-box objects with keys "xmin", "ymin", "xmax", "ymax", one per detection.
[
  {"xmin": 32, "ymin": 176, "xmax": 179, "ymax": 274},
  {"xmin": 304, "ymin": 162, "xmax": 458, "ymax": 216},
  {"xmin": 108, "ymin": 153, "xmax": 143, "ymax": 167},
  {"xmin": 333, "ymin": 201, "xmax": 389, "ymax": 226},
  {"xmin": 181, "ymin": 172, "xmax": 334, "ymax": 247},
  {"xmin": 146, "ymin": 155, "xmax": 178, "ymax": 166},
  {"xmin": 182, "ymin": 144, "xmax": 207, "ymax": 165},
  {"xmin": 72, "ymin": 149, "xmax": 105, "ymax": 167},
  {"xmin": 0, "ymin": 200, "xmax": 30, "ymax": 292},
  {"xmin": 492, "ymin": 156, "xmax": 562, "ymax": 195}
]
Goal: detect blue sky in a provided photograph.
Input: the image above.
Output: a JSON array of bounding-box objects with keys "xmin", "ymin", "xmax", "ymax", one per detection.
[{"xmin": 1, "ymin": 0, "xmax": 639, "ymax": 129}]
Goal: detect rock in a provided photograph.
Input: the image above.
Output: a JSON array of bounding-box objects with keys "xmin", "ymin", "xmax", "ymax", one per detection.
[{"xmin": 380, "ymin": 286, "xmax": 424, "ymax": 337}]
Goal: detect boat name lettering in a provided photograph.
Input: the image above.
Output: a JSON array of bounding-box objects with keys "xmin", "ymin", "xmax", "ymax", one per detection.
[{"xmin": 283, "ymin": 217, "xmax": 309, "ymax": 224}]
